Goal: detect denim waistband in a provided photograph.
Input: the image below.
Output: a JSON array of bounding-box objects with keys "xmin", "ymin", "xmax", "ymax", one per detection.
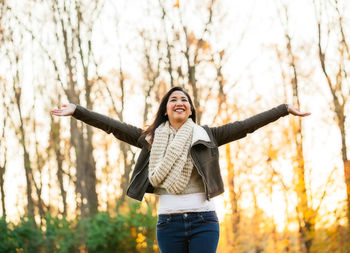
[{"xmin": 158, "ymin": 211, "xmax": 216, "ymax": 221}]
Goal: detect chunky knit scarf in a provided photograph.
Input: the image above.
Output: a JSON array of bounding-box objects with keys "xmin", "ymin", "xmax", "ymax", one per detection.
[{"xmin": 148, "ymin": 118, "xmax": 195, "ymax": 194}]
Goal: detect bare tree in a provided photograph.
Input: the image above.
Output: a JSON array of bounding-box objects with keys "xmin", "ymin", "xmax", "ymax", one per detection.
[
  {"xmin": 0, "ymin": 0, "xmax": 8, "ymax": 219},
  {"xmin": 48, "ymin": 0, "xmax": 106, "ymax": 216},
  {"xmin": 0, "ymin": 1, "xmax": 55, "ymax": 222},
  {"xmin": 274, "ymin": 1, "xmax": 315, "ymax": 252},
  {"xmin": 49, "ymin": 97, "xmax": 68, "ymax": 215},
  {"xmin": 215, "ymin": 56, "xmax": 242, "ymax": 250},
  {"xmin": 313, "ymin": 0, "xmax": 350, "ymax": 235},
  {"xmin": 11, "ymin": 54, "xmax": 35, "ymax": 219},
  {"xmin": 0, "ymin": 89, "xmax": 8, "ymax": 219}
]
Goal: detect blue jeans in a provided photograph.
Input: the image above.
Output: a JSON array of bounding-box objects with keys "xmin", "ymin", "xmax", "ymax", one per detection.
[{"xmin": 156, "ymin": 211, "xmax": 220, "ymax": 253}]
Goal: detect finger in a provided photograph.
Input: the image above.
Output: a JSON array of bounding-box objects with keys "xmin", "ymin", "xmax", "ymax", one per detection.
[
  {"xmin": 51, "ymin": 109, "xmax": 63, "ymax": 115},
  {"xmin": 50, "ymin": 111, "xmax": 59, "ymax": 115},
  {"xmin": 299, "ymin": 112, "xmax": 311, "ymax": 117},
  {"xmin": 291, "ymin": 108, "xmax": 311, "ymax": 116}
]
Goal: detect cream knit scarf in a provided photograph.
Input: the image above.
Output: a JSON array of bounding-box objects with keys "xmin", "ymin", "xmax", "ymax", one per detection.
[{"xmin": 148, "ymin": 118, "xmax": 195, "ymax": 194}]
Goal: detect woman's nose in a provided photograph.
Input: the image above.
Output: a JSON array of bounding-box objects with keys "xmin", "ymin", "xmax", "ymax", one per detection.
[{"xmin": 175, "ymin": 100, "xmax": 182, "ymax": 105}]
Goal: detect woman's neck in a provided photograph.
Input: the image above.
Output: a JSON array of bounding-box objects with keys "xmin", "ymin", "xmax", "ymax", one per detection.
[{"xmin": 169, "ymin": 120, "xmax": 186, "ymax": 131}]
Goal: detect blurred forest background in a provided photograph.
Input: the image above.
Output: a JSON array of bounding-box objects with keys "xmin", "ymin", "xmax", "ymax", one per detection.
[{"xmin": 0, "ymin": 0, "xmax": 349, "ymax": 252}]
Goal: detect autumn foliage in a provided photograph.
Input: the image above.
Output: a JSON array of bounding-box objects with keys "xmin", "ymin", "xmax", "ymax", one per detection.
[{"xmin": 0, "ymin": 0, "xmax": 349, "ymax": 252}]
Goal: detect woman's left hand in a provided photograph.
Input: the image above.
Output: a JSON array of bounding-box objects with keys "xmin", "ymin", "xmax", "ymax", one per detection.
[{"xmin": 287, "ymin": 104, "xmax": 311, "ymax": 117}]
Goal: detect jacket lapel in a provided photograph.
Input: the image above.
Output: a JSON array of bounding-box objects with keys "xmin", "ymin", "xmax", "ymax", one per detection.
[{"xmin": 191, "ymin": 124, "xmax": 211, "ymax": 146}]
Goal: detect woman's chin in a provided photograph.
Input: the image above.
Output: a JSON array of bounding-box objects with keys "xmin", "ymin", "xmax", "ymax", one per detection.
[{"xmin": 174, "ymin": 116, "xmax": 188, "ymax": 122}]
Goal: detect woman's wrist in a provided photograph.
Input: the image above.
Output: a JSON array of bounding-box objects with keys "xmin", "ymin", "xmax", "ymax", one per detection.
[{"xmin": 285, "ymin": 103, "xmax": 290, "ymax": 113}]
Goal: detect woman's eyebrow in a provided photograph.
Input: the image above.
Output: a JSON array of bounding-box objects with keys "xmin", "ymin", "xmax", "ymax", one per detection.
[{"xmin": 169, "ymin": 96, "xmax": 187, "ymax": 99}]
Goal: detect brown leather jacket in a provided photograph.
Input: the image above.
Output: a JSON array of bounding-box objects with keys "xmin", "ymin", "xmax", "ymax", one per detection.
[{"xmin": 72, "ymin": 104, "xmax": 289, "ymax": 201}]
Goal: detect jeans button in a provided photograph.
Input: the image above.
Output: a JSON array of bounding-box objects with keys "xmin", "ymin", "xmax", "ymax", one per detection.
[{"xmin": 184, "ymin": 213, "xmax": 188, "ymax": 218}]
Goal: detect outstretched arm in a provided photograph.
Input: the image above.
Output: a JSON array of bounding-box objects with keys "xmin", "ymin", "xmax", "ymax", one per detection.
[
  {"xmin": 51, "ymin": 103, "xmax": 143, "ymax": 148},
  {"xmin": 210, "ymin": 104, "xmax": 310, "ymax": 147}
]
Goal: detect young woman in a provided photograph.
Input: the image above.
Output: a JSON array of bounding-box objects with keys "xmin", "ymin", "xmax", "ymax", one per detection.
[{"xmin": 51, "ymin": 86, "xmax": 310, "ymax": 253}]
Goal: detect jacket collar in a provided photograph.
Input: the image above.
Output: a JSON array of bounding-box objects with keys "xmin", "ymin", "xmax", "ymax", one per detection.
[
  {"xmin": 192, "ymin": 124, "xmax": 210, "ymax": 145},
  {"xmin": 145, "ymin": 122, "xmax": 211, "ymax": 146}
]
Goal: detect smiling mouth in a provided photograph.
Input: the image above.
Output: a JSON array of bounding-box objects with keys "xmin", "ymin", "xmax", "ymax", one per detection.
[{"xmin": 174, "ymin": 109, "xmax": 185, "ymax": 112}]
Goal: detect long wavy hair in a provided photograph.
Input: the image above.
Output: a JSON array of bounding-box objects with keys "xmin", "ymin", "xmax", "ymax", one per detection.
[{"xmin": 142, "ymin": 86, "xmax": 196, "ymax": 144}]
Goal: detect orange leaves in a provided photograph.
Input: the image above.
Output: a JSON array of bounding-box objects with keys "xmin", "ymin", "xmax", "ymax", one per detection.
[
  {"xmin": 344, "ymin": 160, "xmax": 350, "ymax": 184},
  {"xmin": 344, "ymin": 160, "xmax": 350, "ymax": 198},
  {"xmin": 201, "ymin": 40, "xmax": 211, "ymax": 52},
  {"xmin": 187, "ymin": 31, "xmax": 212, "ymax": 54}
]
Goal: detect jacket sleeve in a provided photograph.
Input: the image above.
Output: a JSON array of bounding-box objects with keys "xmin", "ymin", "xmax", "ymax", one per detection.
[
  {"xmin": 210, "ymin": 104, "xmax": 289, "ymax": 146},
  {"xmin": 72, "ymin": 105, "xmax": 143, "ymax": 148}
]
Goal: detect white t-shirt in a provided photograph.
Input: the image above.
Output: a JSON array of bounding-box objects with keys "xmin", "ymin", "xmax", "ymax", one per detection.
[{"xmin": 157, "ymin": 192, "xmax": 216, "ymax": 215}]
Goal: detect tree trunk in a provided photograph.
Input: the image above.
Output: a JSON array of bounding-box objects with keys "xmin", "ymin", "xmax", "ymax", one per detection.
[
  {"xmin": 21, "ymin": 129, "xmax": 35, "ymax": 218},
  {"xmin": 0, "ymin": 108, "xmax": 6, "ymax": 218},
  {"xmin": 51, "ymin": 0, "xmax": 99, "ymax": 217},
  {"xmin": 276, "ymin": 3, "xmax": 315, "ymax": 250},
  {"xmin": 225, "ymin": 143, "xmax": 240, "ymax": 249},
  {"xmin": 0, "ymin": 165, "xmax": 5, "ymax": 218},
  {"xmin": 314, "ymin": 0, "xmax": 350, "ymax": 236},
  {"xmin": 289, "ymin": 46, "xmax": 314, "ymax": 253},
  {"xmin": 50, "ymin": 117, "xmax": 67, "ymax": 215},
  {"xmin": 14, "ymin": 87, "xmax": 35, "ymax": 218}
]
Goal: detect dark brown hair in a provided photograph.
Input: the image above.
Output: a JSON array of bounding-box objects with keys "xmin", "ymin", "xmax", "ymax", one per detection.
[{"xmin": 142, "ymin": 86, "xmax": 196, "ymax": 144}]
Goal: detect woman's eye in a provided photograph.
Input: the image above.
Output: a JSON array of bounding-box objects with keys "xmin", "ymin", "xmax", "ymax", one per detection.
[{"xmin": 169, "ymin": 98, "xmax": 187, "ymax": 102}]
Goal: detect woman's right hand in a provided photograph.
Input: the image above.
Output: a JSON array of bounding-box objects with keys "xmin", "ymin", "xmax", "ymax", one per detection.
[{"xmin": 51, "ymin": 103, "xmax": 77, "ymax": 116}]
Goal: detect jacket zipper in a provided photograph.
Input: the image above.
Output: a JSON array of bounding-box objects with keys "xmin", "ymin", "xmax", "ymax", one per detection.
[{"xmin": 190, "ymin": 151, "xmax": 210, "ymax": 200}]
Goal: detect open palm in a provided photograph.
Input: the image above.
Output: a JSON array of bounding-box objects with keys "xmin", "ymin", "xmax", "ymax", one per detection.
[
  {"xmin": 287, "ymin": 104, "xmax": 311, "ymax": 117},
  {"xmin": 51, "ymin": 103, "xmax": 76, "ymax": 116}
]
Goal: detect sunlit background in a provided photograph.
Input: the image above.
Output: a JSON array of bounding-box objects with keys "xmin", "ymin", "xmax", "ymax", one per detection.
[{"xmin": 0, "ymin": 0, "xmax": 349, "ymax": 252}]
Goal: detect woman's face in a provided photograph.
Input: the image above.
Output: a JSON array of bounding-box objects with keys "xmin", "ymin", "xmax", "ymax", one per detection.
[{"xmin": 166, "ymin": 90, "xmax": 192, "ymax": 126}]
